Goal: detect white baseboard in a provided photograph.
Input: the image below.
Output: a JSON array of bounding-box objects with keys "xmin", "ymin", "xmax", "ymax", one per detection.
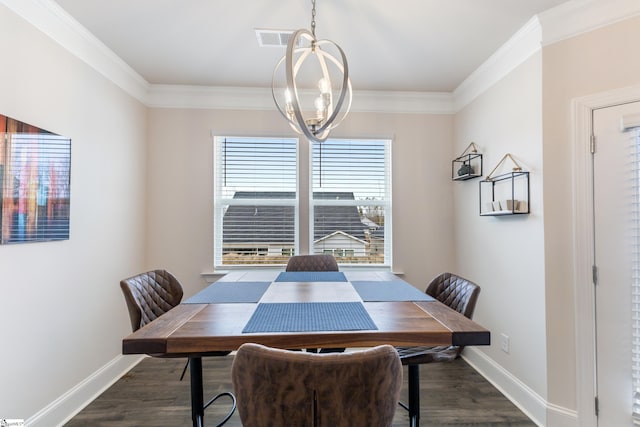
[
  {"xmin": 26, "ymin": 354, "xmax": 145, "ymax": 427},
  {"xmin": 547, "ymin": 402, "xmax": 578, "ymax": 427},
  {"xmin": 462, "ymin": 347, "xmax": 577, "ymax": 427}
]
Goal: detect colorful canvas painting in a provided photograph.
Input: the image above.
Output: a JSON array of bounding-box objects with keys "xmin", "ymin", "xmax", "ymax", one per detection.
[{"xmin": 0, "ymin": 115, "xmax": 71, "ymax": 244}]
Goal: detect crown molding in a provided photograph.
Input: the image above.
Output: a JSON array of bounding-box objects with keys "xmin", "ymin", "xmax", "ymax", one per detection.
[
  {"xmin": 4, "ymin": 0, "xmax": 640, "ymax": 115},
  {"xmin": 453, "ymin": 15, "xmax": 543, "ymax": 111},
  {"xmin": 146, "ymin": 85, "xmax": 273, "ymax": 110},
  {"xmin": 147, "ymin": 84, "xmax": 455, "ymax": 114},
  {"xmin": 351, "ymin": 90, "xmax": 454, "ymax": 114},
  {"xmin": 538, "ymin": 0, "xmax": 640, "ymax": 47},
  {"xmin": 1, "ymin": 0, "xmax": 149, "ymax": 101},
  {"xmin": 454, "ymin": 0, "xmax": 640, "ymax": 110}
]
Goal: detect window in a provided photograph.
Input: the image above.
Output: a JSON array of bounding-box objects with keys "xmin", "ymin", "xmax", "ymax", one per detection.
[
  {"xmin": 214, "ymin": 137, "xmax": 297, "ymax": 267},
  {"xmin": 311, "ymin": 139, "xmax": 391, "ymax": 265},
  {"xmin": 214, "ymin": 136, "xmax": 391, "ymax": 268}
]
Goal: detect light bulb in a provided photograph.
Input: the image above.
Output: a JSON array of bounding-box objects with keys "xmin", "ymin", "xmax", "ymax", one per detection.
[
  {"xmin": 284, "ymin": 89, "xmax": 294, "ymax": 118},
  {"xmin": 318, "ymin": 78, "xmax": 330, "ymax": 94},
  {"xmin": 315, "ymin": 96, "xmax": 326, "ymax": 120}
]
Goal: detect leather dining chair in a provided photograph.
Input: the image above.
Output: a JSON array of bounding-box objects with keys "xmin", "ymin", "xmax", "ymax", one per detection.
[
  {"xmin": 396, "ymin": 272, "xmax": 481, "ymax": 427},
  {"xmin": 285, "ymin": 254, "xmax": 343, "ymax": 353},
  {"xmin": 285, "ymin": 254, "xmax": 339, "ymax": 272},
  {"xmin": 120, "ymin": 269, "xmax": 236, "ymax": 426},
  {"xmin": 231, "ymin": 343, "xmax": 402, "ymax": 427}
]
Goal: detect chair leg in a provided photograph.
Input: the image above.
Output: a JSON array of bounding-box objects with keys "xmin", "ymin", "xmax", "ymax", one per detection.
[
  {"xmin": 408, "ymin": 364, "xmax": 420, "ymax": 427},
  {"xmin": 204, "ymin": 391, "xmax": 237, "ymax": 427},
  {"xmin": 187, "ymin": 356, "xmax": 236, "ymax": 427},
  {"xmin": 180, "ymin": 359, "xmax": 189, "ymax": 381}
]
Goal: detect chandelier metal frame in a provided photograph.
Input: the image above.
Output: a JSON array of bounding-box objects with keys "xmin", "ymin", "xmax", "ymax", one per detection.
[{"xmin": 271, "ymin": 0, "xmax": 352, "ymax": 143}]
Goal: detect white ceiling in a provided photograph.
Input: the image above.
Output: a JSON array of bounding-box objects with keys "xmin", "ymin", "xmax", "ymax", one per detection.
[{"xmin": 52, "ymin": 0, "xmax": 571, "ymax": 93}]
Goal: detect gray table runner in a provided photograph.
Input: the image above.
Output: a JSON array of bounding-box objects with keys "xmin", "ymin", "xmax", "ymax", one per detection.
[
  {"xmin": 242, "ymin": 302, "xmax": 378, "ymax": 333},
  {"xmin": 184, "ymin": 281, "xmax": 271, "ymax": 304},
  {"xmin": 351, "ymin": 280, "xmax": 435, "ymax": 302}
]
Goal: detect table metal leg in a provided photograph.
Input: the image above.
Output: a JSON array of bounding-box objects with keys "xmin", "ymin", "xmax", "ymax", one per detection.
[
  {"xmin": 408, "ymin": 364, "xmax": 420, "ymax": 427},
  {"xmin": 190, "ymin": 356, "xmax": 204, "ymax": 427}
]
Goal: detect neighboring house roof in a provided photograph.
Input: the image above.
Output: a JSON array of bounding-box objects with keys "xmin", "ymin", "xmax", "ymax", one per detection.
[
  {"xmin": 222, "ymin": 205, "xmax": 295, "ymax": 244},
  {"xmin": 314, "ymin": 230, "xmax": 367, "ymax": 246},
  {"xmin": 223, "ymin": 191, "xmax": 367, "ymax": 244}
]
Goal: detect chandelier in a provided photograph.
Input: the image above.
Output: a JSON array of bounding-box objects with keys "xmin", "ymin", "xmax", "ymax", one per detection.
[{"xmin": 272, "ymin": 0, "xmax": 352, "ymax": 143}]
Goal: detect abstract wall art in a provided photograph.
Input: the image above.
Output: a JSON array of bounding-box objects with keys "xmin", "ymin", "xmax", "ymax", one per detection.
[{"xmin": 0, "ymin": 114, "xmax": 71, "ymax": 244}]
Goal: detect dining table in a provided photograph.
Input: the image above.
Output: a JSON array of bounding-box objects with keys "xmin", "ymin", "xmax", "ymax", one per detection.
[{"xmin": 122, "ymin": 270, "xmax": 490, "ymax": 427}]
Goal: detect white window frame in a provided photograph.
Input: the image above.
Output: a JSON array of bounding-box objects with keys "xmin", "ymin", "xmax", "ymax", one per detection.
[
  {"xmin": 213, "ymin": 135, "xmax": 392, "ymax": 269},
  {"xmin": 309, "ymin": 138, "xmax": 392, "ymax": 268},
  {"xmin": 213, "ymin": 136, "xmax": 298, "ymax": 268}
]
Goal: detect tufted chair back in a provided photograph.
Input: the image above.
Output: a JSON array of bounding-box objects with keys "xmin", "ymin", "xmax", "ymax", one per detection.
[
  {"xmin": 120, "ymin": 269, "xmax": 183, "ymax": 331},
  {"xmin": 395, "ymin": 272, "xmax": 481, "ymax": 426},
  {"xmin": 232, "ymin": 343, "xmax": 402, "ymax": 427},
  {"xmin": 425, "ymin": 272, "xmax": 480, "ymax": 320},
  {"xmin": 285, "ymin": 254, "xmax": 339, "ymax": 272},
  {"xmin": 119, "ymin": 270, "xmax": 236, "ymax": 422}
]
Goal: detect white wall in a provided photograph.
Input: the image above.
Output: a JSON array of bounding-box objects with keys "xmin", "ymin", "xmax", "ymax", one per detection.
[
  {"xmin": 542, "ymin": 14, "xmax": 640, "ymax": 422},
  {"xmin": 0, "ymin": 4, "xmax": 147, "ymax": 423},
  {"xmin": 453, "ymin": 53, "xmax": 547, "ymax": 422},
  {"xmin": 451, "ymin": 13, "xmax": 640, "ymax": 426},
  {"xmin": 146, "ymin": 108, "xmax": 455, "ymax": 296}
]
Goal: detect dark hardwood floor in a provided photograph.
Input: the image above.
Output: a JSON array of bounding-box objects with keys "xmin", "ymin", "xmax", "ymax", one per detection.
[{"xmin": 64, "ymin": 354, "xmax": 536, "ymax": 426}]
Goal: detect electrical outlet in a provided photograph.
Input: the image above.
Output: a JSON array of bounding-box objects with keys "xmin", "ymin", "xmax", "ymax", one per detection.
[{"xmin": 500, "ymin": 333, "xmax": 510, "ymax": 353}]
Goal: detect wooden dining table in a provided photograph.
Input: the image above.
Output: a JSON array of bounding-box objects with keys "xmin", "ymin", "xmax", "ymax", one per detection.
[{"xmin": 122, "ymin": 270, "xmax": 490, "ymax": 427}]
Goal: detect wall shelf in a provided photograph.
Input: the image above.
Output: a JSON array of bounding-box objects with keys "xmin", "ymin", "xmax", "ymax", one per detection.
[
  {"xmin": 479, "ymin": 154, "xmax": 529, "ymax": 216},
  {"xmin": 480, "ymin": 172, "xmax": 529, "ymax": 216},
  {"xmin": 452, "ymin": 142, "xmax": 482, "ymax": 181}
]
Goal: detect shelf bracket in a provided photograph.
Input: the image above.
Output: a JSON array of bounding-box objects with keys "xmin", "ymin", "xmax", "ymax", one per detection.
[
  {"xmin": 485, "ymin": 153, "xmax": 523, "ymax": 181},
  {"xmin": 457, "ymin": 141, "xmax": 479, "ymax": 158}
]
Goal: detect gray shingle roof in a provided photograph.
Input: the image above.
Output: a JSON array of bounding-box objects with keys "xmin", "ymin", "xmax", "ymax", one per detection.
[{"xmin": 223, "ymin": 191, "xmax": 367, "ymax": 243}]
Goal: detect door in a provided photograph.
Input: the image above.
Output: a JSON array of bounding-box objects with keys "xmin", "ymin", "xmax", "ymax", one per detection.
[{"xmin": 593, "ymin": 101, "xmax": 640, "ymax": 426}]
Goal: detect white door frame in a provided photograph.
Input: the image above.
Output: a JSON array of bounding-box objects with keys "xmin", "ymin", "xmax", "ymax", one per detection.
[{"xmin": 573, "ymin": 84, "xmax": 640, "ymax": 426}]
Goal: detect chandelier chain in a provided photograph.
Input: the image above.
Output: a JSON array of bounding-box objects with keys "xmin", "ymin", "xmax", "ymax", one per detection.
[{"xmin": 311, "ymin": 0, "xmax": 317, "ymax": 38}]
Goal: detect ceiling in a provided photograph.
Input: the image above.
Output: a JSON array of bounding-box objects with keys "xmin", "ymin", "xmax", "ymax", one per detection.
[{"xmin": 52, "ymin": 0, "xmax": 571, "ymax": 93}]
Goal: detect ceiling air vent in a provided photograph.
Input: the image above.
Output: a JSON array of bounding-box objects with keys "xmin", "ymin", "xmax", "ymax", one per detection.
[{"xmin": 255, "ymin": 29, "xmax": 301, "ymax": 48}]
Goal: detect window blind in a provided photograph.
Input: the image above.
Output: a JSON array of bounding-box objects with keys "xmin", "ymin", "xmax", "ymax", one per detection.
[
  {"xmin": 311, "ymin": 139, "xmax": 391, "ymax": 266},
  {"xmin": 214, "ymin": 137, "xmax": 297, "ymax": 267},
  {"xmin": 631, "ymin": 128, "xmax": 640, "ymax": 424}
]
